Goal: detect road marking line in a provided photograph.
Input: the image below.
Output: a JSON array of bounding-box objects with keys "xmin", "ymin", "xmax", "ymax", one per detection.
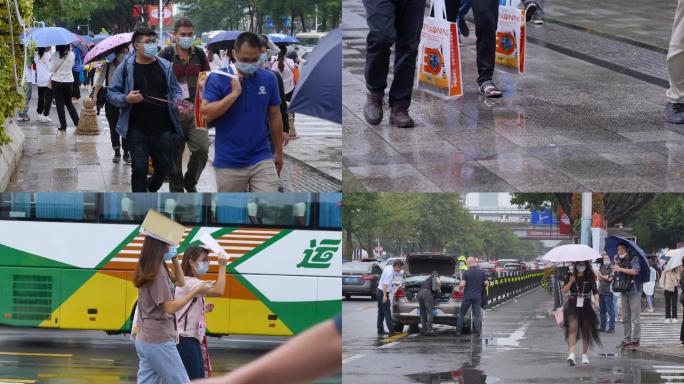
[
  {"xmin": 0, "ymin": 380, "xmax": 37, "ymax": 383},
  {"xmin": 342, "ymin": 354, "xmax": 366, "ymax": 364},
  {"xmin": 89, "ymin": 358, "xmax": 115, "ymax": 362},
  {"xmin": 378, "ymin": 341, "xmax": 400, "ymax": 349},
  {"xmin": 0, "ymin": 352, "xmax": 72, "ymax": 357},
  {"xmin": 380, "ymin": 333, "xmax": 407, "ymax": 343}
]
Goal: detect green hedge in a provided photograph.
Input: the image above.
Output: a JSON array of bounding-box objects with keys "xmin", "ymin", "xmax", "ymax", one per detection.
[{"xmin": 0, "ymin": 0, "xmax": 33, "ymax": 146}]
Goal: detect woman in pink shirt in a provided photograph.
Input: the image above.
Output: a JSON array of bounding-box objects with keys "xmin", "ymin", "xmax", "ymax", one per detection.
[{"xmin": 175, "ymin": 245, "xmax": 228, "ymax": 379}]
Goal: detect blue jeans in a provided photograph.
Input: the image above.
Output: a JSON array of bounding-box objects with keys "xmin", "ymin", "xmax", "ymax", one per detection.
[
  {"xmin": 456, "ymin": 298, "xmax": 482, "ymax": 334},
  {"xmin": 135, "ymin": 340, "xmax": 189, "ymax": 384},
  {"xmin": 458, "ymin": 0, "xmax": 472, "ymax": 24},
  {"xmin": 599, "ymin": 294, "xmax": 615, "ymax": 331},
  {"xmin": 177, "ymin": 336, "xmax": 205, "ymax": 380},
  {"xmin": 377, "ymin": 289, "xmax": 393, "ymax": 332},
  {"xmin": 126, "ymin": 129, "xmax": 174, "ymax": 192}
]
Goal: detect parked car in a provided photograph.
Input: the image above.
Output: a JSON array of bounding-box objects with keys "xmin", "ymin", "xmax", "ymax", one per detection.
[
  {"xmin": 391, "ymin": 253, "xmax": 472, "ymax": 333},
  {"xmin": 479, "ymin": 262, "xmax": 497, "ymax": 277},
  {"xmin": 343, "ymin": 261, "xmax": 382, "ymax": 299}
]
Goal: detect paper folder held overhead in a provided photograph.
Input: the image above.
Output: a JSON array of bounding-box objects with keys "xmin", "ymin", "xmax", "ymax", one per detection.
[{"xmin": 140, "ymin": 209, "xmax": 185, "ymax": 246}]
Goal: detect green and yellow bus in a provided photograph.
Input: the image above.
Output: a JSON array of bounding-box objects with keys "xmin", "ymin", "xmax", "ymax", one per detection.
[{"xmin": 0, "ymin": 192, "xmax": 341, "ymax": 337}]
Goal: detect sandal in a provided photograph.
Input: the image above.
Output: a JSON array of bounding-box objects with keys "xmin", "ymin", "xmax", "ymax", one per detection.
[{"xmin": 480, "ymin": 81, "xmax": 503, "ymax": 98}]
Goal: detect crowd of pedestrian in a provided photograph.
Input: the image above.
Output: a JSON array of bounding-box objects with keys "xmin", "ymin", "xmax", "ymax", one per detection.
[{"xmin": 19, "ymin": 18, "xmax": 300, "ymax": 193}]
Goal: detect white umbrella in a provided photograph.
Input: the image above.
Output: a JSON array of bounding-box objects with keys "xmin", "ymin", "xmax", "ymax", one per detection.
[
  {"xmin": 664, "ymin": 248, "xmax": 684, "ymax": 272},
  {"xmin": 543, "ymin": 244, "xmax": 600, "ymax": 263}
]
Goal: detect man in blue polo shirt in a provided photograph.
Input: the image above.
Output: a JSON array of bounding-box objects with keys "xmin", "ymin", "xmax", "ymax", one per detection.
[{"xmin": 201, "ymin": 32, "xmax": 284, "ymax": 192}]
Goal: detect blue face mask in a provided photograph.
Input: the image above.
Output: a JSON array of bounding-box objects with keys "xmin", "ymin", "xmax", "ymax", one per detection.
[
  {"xmin": 116, "ymin": 53, "xmax": 126, "ymax": 62},
  {"xmin": 259, "ymin": 53, "xmax": 268, "ymax": 66},
  {"xmin": 142, "ymin": 43, "xmax": 157, "ymax": 58},
  {"xmin": 164, "ymin": 246, "xmax": 177, "ymax": 261},
  {"xmin": 178, "ymin": 37, "xmax": 194, "ymax": 49},
  {"xmin": 197, "ymin": 261, "xmax": 209, "ymax": 275},
  {"xmin": 237, "ymin": 61, "xmax": 258, "ymax": 76}
]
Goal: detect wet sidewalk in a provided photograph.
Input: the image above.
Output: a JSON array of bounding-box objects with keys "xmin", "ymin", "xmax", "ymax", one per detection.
[
  {"xmin": 343, "ymin": 0, "xmax": 684, "ymax": 192},
  {"xmin": 7, "ymin": 87, "xmax": 340, "ymax": 192}
]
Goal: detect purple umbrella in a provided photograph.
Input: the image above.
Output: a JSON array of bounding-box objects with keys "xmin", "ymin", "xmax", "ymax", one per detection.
[{"xmin": 84, "ymin": 32, "xmax": 133, "ymax": 65}]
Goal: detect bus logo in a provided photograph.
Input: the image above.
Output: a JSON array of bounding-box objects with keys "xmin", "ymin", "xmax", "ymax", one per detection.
[{"xmin": 296, "ymin": 239, "xmax": 341, "ymax": 269}]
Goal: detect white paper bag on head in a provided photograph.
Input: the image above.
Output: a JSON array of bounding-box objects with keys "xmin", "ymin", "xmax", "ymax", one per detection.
[
  {"xmin": 416, "ymin": 0, "xmax": 463, "ymax": 98},
  {"xmin": 199, "ymin": 232, "xmax": 228, "ymax": 260},
  {"xmin": 495, "ymin": 0, "xmax": 526, "ymax": 74}
]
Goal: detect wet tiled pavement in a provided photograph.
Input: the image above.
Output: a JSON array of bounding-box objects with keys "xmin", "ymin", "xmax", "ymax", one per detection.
[
  {"xmin": 342, "ymin": 0, "xmax": 684, "ymax": 192},
  {"xmin": 8, "ymin": 88, "xmax": 340, "ymax": 192}
]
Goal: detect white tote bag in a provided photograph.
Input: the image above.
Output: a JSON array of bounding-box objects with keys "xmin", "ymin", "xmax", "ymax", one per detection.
[
  {"xmin": 416, "ymin": 0, "xmax": 463, "ymax": 98},
  {"xmin": 495, "ymin": 0, "xmax": 526, "ymax": 74}
]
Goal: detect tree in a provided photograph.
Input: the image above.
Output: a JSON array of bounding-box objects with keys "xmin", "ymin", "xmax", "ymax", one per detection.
[{"xmin": 630, "ymin": 195, "xmax": 684, "ymax": 250}]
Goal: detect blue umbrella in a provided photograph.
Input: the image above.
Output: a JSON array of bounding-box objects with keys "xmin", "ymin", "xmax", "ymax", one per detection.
[
  {"xmin": 267, "ymin": 33, "xmax": 299, "ymax": 44},
  {"xmin": 207, "ymin": 30, "xmax": 243, "ymax": 51},
  {"xmin": 93, "ymin": 33, "xmax": 110, "ymax": 44},
  {"xmin": 26, "ymin": 27, "xmax": 78, "ymax": 47},
  {"xmin": 80, "ymin": 35, "xmax": 95, "ymax": 44},
  {"xmin": 604, "ymin": 236, "xmax": 650, "ymax": 283},
  {"xmin": 288, "ymin": 28, "xmax": 341, "ymax": 124}
]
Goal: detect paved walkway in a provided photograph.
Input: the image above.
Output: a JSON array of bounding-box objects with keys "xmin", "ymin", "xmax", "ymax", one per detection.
[
  {"xmin": 7, "ymin": 87, "xmax": 340, "ymax": 192},
  {"xmin": 343, "ymin": 0, "xmax": 684, "ymax": 192}
]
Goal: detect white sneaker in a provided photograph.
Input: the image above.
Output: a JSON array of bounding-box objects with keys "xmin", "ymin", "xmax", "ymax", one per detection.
[
  {"xmin": 567, "ymin": 353, "xmax": 576, "ymax": 366},
  {"xmin": 582, "ymin": 354, "xmax": 589, "ymax": 364},
  {"xmin": 44, "ymin": 116, "xmax": 53, "ymax": 122},
  {"xmin": 666, "ymin": 318, "xmax": 672, "ymax": 323},
  {"xmin": 37, "ymin": 115, "xmax": 47, "ymax": 122},
  {"xmin": 673, "ymin": 318, "xmax": 679, "ymax": 323}
]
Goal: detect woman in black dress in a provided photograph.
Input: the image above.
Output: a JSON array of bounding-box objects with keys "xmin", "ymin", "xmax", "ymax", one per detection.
[{"xmin": 561, "ymin": 260, "xmax": 601, "ymax": 366}]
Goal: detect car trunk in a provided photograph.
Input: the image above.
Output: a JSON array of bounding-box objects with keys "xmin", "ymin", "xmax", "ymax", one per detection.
[
  {"xmin": 404, "ymin": 277, "xmax": 456, "ymax": 303},
  {"xmin": 342, "ymin": 263, "xmax": 371, "ymax": 285},
  {"xmin": 406, "ymin": 254, "xmax": 456, "ymax": 276}
]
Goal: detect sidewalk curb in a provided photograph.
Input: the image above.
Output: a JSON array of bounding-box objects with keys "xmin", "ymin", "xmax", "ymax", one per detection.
[
  {"xmin": 0, "ymin": 116, "xmax": 25, "ymax": 191},
  {"xmin": 283, "ymin": 153, "xmax": 341, "ymax": 188}
]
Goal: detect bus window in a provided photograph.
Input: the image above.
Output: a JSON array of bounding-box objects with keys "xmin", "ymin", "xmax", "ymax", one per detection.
[
  {"xmin": 211, "ymin": 193, "xmax": 313, "ymax": 227},
  {"xmin": 212, "ymin": 193, "xmax": 251, "ymax": 224},
  {"xmin": 34, "ymin": 193, "xmax": 96, "ymax": 221},
  {"xmin": 100, "ymin": 193, "xmax": 204, "ymax": 225},
  {"xmin": 156, "ymin": 193, "xmax": 204, "ymax": 224},
  {"xmin": 0, "ymin": 193, "xmax": 31, "ymax": 219},
  {"xmin": 318, "ymin": 193, "xmax": 342, "ymax": 229}
]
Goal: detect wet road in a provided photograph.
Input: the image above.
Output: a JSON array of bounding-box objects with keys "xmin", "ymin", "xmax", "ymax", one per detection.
[
  {"xmin": 342, "ymin": 288, "xmax": 684, "ymax": 383},
  {"xmin": 0, "ymin": 327, "xmax": 341, "ymax": 383}
]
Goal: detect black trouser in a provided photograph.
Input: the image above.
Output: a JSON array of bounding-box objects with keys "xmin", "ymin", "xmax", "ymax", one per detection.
[
  {"xmin": 377, "ymin": 289, "xmax": 394, "ymax": 332},
  {"xmin": 126, "ymin": 128, "xmax": 174, "ymax": 192},
  {"xmin": 51, "ymin": 81, "xmax": 79, "ymax": 130},
  {"xmin": 417, "ymin": 288, "xmax": 435, "ymax": 331},
  {"xmin": 105, "ymin": 102, "xmax": 126, "ymax": 152},
  {"xmin": 665, "ymin": 288, "xmax": 679, "ymax": 319},
  {"xmin": 177, "ymin": 336, "xmax": 205, "ymax": 380},
  {"xmin": 364, "ymin": 0, "xmax": 426, "ymax": 107},
  {"xmin": 72, "ymin": 71, "xmax": 81, "ymax": 99},
  {"xmin": 36, "ymin": 86, "xmax": 53, "ymax": 116},
  {"xmin": 446, "ymin": 0, "xmax": 499, "ymax": 86}
]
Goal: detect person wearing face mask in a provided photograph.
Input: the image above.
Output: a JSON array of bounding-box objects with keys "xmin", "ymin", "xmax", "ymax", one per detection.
[
  {"xmin": 158, "ymin": 18, "xmax": 211, "ymax": 193},
  {"xmin": 95, "ymin": 46, "xmax": 131, "ymax": 164},
  {"xmin": 561, "ymin": 261, "xmax": 601, "ymax": 366},
  {"xmin": 259, "ymin": 35, "xmax": 290, "ymax": 149},
  {"xmin": 201, "ymin": 32, "xmax": 284, "ymax": 192},
  {"xmin": 175, "ymin": 246, "xmax": 228, "ymax": 379},
  {"xmin": 613, "ymin": 243, "xmax": 642, "ymax": 350},
  {"xmin": 597, "ymin": 253, "xmax": 615, "ymax": 333},
  {"xmin": 133, "ymin": 237, "xmax": 214, "ymax": 384},
  {"xmin": 107, "ymin": 27, "xmax": 186, "ymax": 193}
]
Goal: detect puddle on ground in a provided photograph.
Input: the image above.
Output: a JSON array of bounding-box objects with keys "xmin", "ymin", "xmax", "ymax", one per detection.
[{"xmin": 407, "ymin": 368, "xmax": 499, "ymax": 384}]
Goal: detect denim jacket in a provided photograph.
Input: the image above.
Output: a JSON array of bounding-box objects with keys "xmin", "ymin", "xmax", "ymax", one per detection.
[{"xmin": 106, "ymin": 53, "xmax": 184, "ymax": 139}]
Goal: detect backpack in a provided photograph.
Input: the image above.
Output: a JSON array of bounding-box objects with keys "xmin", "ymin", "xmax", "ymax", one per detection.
[{"xmin": 612, "ymin": 255, "xmax": 635, "ymax": 293}]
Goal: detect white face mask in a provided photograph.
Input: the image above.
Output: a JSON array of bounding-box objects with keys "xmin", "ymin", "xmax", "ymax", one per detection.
[{"xmin": 576, "ymin": 265, "xmax": 587, "ymax": 273}]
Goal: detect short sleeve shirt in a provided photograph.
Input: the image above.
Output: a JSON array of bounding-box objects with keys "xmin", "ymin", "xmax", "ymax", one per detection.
[
  {"xmin": 137, "ymin": 268, "xmax": 176, "ymax": 343},
  {"xmin": 565, "ymin": 274, "xmax": 598, "ymax": 297},
  {"xmin": 203, "ymin": 67, "xmax": 281, "ymax": 168},
  {"xmin": 175, "ymin": 276, "xmax": 206, "ymax": 341},
  {"xmin": 378, "ymin": 266, "xmax": 396, "ymax": 294},
  {"xmin": 462, "ymin": 266, "xmax": 486, "ymax": 301}
]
